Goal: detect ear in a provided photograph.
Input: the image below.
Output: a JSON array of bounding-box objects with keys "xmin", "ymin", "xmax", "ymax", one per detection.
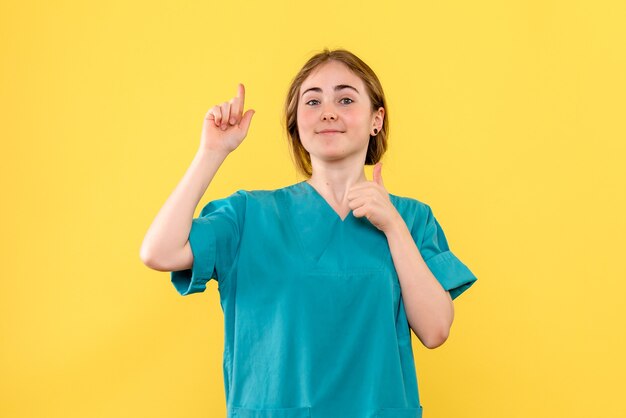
[{"xmin": 373, "ymin": 106, "xmax": 385, "ymax": 133}]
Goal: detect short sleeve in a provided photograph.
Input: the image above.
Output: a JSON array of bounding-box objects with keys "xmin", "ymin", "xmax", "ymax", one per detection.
[
  {"xmin": 170, "ymin": 189, "xmax": 247, "ymax": 296},
  {"xmin": 415, "ymin": 204, "xmax": 478, "ymax": 301}
]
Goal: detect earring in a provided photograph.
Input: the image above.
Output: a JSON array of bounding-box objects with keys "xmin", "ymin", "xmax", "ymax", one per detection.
[{"xmin": 373, "ymin": 128, "xmax": 378, "ymax": 135}]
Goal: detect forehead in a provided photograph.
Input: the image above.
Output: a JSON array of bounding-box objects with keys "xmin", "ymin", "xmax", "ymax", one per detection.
[{"xmin": 300, "ymin": 61, "xmax": 364, "ymax": 92}]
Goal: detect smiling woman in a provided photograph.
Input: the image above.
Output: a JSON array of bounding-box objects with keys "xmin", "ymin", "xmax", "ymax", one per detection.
[
  {"xmin": 284, "ymin": 50, "xmax": 389, "ymax": 178},
  {"xmin": 141, "ymin": 47, "xmax": 478, "ymax": 418}
]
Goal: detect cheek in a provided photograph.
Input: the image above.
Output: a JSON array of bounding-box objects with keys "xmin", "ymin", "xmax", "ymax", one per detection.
[
  {"xmin": 298, "ymin": 106, "xmax": 314, "ymax": 120},
  {"xmin": 297, "ymin": 111, "xmax": 318, "ymax": 134},
  {"xmin": 345, "ymin": 107, "xmax": 369, "ymax": 125},
  {"xmin": 296, "ymin": 110, "xmax": 312, "ymax": 139}
]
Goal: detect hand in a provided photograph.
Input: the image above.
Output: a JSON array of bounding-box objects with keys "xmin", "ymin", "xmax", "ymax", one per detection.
[
  {"xmin": 347, "ymin": 162, "xmax": 403, "ymax": 233},
  {"xmin": 200, "ymin": 83, "xmax": 255, "ymax": 155}
]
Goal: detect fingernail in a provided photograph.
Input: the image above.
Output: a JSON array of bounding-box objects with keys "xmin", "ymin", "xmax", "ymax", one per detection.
[{"xmin": 230, "ymin": 118, "xmax": 235, "ymax": 124}]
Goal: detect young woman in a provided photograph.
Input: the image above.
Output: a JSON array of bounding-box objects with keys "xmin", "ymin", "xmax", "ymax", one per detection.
[{"xmin": 141, "ymin": 48, "xmax": 478, "ymax": 418}]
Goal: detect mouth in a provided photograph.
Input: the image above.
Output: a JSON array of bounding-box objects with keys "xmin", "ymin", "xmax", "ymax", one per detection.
[{"xmin": 317, "ymin": 130, "xmax": 344, "ymax": 134}]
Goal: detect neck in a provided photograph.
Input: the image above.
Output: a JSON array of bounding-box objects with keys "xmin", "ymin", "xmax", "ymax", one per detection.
[{"xmin": 307, "ymin": 167, "xmax": 367, "ymax": 200}]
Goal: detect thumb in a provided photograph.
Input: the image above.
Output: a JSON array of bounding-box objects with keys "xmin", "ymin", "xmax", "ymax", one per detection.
[
  {"xmin": 373, "ymin": 162, "xmax": 384, "ymax": 187},
  {"xmin": 238, "ymin": 109, "xmax": 255, "ymax": 133}
]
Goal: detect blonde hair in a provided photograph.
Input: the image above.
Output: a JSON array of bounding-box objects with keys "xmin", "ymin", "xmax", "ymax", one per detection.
[{"xmin": 283, "ymin": 48, "xmax": 389, "ymax": 178}]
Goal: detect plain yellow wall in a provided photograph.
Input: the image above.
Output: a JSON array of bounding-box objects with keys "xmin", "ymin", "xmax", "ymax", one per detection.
[{"xmin": 2, "ymin": 0, "xmax": 625, "ymax": 417}]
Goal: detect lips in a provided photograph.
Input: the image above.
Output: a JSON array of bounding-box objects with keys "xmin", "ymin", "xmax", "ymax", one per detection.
[{"xmin": 317, "ymin": 130, "xmax": 344, "ymax": 134}]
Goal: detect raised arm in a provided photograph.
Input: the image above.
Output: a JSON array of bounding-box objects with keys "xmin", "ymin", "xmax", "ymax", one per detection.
[{"xmin": 140, "ymin": 83, "xmax": 255, "ymax": 271}]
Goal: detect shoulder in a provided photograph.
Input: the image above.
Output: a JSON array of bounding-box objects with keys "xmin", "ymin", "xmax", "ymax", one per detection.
[
  {"xmin": 212, "ymin": 182, "xmax": 303, "ymax": 210},
  {"xmin": 229, "ymin": 182, "xmax": 301, "ymax": 201},
  {"xmin": 388, "ymin": 192, "xmax": 431, "ymax": 217},
  {"xmin": 388, "ymin": 192, "xmax": 437, "ymax": 237}
]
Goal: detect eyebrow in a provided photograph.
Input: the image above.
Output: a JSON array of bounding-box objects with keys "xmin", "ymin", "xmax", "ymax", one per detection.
[{"xmin": 300, "ymin": 84, "xmax": 360, "ymax": 98}]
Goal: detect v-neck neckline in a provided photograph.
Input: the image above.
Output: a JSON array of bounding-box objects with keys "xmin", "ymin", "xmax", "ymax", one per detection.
[{"xmin": 301, "ymin": 181, "xmax": 353, "ymax": 223}]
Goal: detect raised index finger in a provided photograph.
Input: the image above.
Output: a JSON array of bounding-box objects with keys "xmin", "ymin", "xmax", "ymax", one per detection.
[{"xmin": 237, "ymin": 83, "xmax": 246, "ymax": 108}]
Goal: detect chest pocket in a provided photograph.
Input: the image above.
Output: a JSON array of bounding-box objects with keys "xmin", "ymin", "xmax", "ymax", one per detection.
[{"xmin": 231, "ymin": 406, "xmax": 311, "ymax": 418}]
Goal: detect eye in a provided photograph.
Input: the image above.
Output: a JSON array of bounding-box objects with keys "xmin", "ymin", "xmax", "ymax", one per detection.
[{"xmin": 304, "ymin": 97, "xmax": 354, "ymax": 106}]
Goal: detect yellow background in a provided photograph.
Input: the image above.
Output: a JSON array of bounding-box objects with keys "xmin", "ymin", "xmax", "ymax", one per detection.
[{"xmin": 2, "ymin": 0, "xmax": 625, "ymax": 417}]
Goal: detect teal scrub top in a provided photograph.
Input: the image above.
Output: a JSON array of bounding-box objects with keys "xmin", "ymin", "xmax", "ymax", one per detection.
[{"xmin": 171, "ymin": 181, "xmax": 478, "ymax": 418}]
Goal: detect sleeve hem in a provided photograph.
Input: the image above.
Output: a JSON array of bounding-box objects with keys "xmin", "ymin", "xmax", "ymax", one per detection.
[
  {"xmin": 170, "ymin": 219, "xmax": 217, "ymax": 296},
  {"xmin": 425, "ymin": 250, "xmax": 478, "ymax": 300}
]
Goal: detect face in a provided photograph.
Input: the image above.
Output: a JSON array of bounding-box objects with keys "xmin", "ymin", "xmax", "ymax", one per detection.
[{"xmin": 297, "ymin": 60, "xmax": 384, "ymax": 164}]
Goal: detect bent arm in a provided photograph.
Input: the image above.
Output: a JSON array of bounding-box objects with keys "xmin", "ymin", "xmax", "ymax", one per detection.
[
  {"xmin": 384, "ymin": 216, "xmax": 455, "ymax": 349},
  {"xmin": 139, "ymin": 149, "xmax": 229, "ymax": 271}
]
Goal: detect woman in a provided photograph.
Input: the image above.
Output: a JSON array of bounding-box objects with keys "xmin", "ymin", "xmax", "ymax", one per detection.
[{"xmin": 141, "ymin": 48, "xmax": 478, "ymax": 418}]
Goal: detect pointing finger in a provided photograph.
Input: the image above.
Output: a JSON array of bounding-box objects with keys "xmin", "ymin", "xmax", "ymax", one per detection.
[{"xmin": 238, "ymin": 83, "xmax": 245, "ymax": 107}]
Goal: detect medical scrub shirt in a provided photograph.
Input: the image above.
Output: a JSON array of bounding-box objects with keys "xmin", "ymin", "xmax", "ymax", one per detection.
[{"xmin": 171, "ymin": 181, "xmax": 478, "ymax": 418}]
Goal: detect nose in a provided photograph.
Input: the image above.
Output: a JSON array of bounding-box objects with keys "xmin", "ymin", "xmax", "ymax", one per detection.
[{"xmin": 321, "ymin": 110, "xmax": 337, "ymax": 121}]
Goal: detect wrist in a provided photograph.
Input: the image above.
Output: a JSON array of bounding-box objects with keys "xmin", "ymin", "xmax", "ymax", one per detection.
[
  {"xmin": 195, "ymin": 148, "xmax": 229, "ymax": 163},
  {"xmin": 384, "ymin": 213, "xmax": 407, "ymax": 236}
]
